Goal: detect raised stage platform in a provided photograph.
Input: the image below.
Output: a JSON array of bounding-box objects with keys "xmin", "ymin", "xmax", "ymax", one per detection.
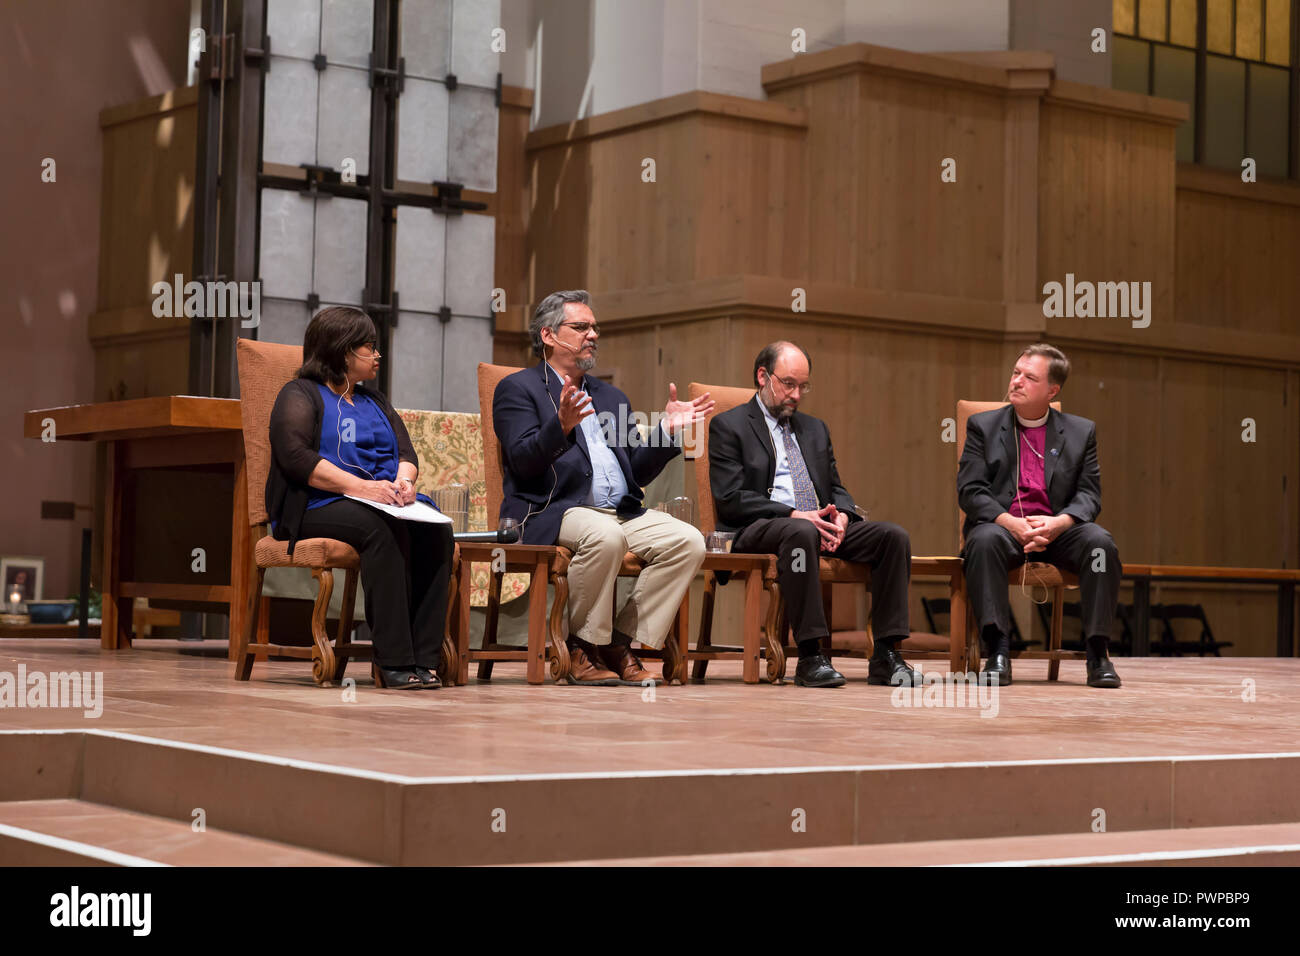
[{"xmin": 1, "ymin": 640, "xmax": 1297, "ymax": 866}]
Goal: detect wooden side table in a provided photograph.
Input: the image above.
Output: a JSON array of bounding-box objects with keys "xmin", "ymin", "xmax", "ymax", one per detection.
[{"xmin": 23, "ymin": 397, "xmax": 247, "ymax": 658}]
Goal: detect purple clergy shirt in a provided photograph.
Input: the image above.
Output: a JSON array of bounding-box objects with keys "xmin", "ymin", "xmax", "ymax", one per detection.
[{"xmin": 1009, "ymin": 424, "xmax": 1052, "ymax": 517}]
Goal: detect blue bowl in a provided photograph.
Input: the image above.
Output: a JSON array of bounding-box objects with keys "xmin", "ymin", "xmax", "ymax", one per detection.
[{"xmin": 27, "ymin": 601, "xmax": 77, "ymax": 624}]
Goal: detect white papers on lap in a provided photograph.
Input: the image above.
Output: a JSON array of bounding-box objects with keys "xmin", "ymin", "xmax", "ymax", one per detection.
[{"xmin": 344, "ymin": 496, "xmax": 452, "ymax": 524}]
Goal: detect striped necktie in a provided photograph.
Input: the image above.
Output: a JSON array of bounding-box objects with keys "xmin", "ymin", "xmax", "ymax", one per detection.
[{"xmin": 780, "ymin": 421, "xmax": 819, "ymax": 511}]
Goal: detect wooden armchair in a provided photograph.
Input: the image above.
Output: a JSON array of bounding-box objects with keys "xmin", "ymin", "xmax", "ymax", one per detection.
[
  {"xmin": 232, "ymin": 339, "xmax": 457, "ymax": 686},
  {"xmin": 691, "ymin": 384, "xmax": 962, "ymax": 680},
  {"xmin": 685, "ymin": 383, "xmax": 782, "ymax": 683},
  {"xmin": 953, "ymin": 400, "xmax": 1084, "ymax": 679},
  {"xmin": 461, "ymin": 363, "xmax": 686, "ymax": 684}
]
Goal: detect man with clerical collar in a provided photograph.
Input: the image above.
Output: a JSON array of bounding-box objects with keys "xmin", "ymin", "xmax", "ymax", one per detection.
[
  {"xmin": 708, "ymin": 342, "xmax": 920, "ymax": 688},
  {"xmin": 493, "ymin": 290, "xmax": 711, "ymax": 685},
  {"xmin": 958, "ymin": 343, "xmax": 1122, "ymax": 688}
]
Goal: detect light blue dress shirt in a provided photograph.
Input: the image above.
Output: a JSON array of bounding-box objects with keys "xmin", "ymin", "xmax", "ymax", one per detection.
[
  {"xmin": 549, "ymin": 363, "xmax": 628, "ymax": 508},
  {"xmin": 757, "ymin": 398, "xmax": 799, "ymax": 510}
]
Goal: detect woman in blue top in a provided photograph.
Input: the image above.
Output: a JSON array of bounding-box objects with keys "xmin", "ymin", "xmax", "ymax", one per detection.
[{"xmin": 267, "ymin": 307, "xmax": 452, "ymax": 690}]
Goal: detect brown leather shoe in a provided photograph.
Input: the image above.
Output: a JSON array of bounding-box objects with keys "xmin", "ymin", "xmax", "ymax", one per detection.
[
  {"xmin": 565, "ymin": 637, "xmax": 621, "ymax": 685},
  {"xmin": 597, "ymin": 641, "xmax": 659, "ymax": 685}
]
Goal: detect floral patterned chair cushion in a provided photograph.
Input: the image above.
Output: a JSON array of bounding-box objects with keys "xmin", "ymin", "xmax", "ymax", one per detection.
[{"xmin": 398, "ymin": 409, "xmax": 529, "ymax": 607}]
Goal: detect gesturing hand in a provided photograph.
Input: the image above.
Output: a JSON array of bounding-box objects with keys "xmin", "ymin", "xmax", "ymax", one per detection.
[
  {"xmin": 661, "ymin": 383, "xmax": 715, "ymax": 435},
  {"xmin": 557, "ymin": 375, "xmax": 595, "ymax": 434}
]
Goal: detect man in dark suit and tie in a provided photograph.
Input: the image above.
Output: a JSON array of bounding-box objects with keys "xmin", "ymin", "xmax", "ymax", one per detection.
[
  {"xmin": 958, "ymin": 343, "xmax": 1122, "ymax": 688},
  {"xmin": 708, "ymin": 342, "xmax": 918, "ymax": 688},
  {"xmin": 493, "ymin": 290, "xmax": 712, "ymax": 685}
]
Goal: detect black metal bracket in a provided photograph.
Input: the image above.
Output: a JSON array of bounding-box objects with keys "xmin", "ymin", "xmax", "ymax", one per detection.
[
  {"xmin": 363, "ymin": 290, "xmax": 399, "ymax": 327},
  {"xmin": 438, "ymin": 306, "xmax": 452, "ymax": 325},
  {"xmin": 245, "ymin": 32, "xmax": 271, "ymax": 71},
  {"xmin": 306, "ymin": 292, "xmax": 320, "ymax": 310},
  {"xmin": 369, "ymin": 52, "xmax": 405, "ymax": 93},
  {"xmin": 313, "ymin": 53, "xmax": 327, "ymax": 71},
  {"xmin": 207, "ymin": 32, "xmax": 237, "ymax": 84},
  {"xmin": 296, "ymin": 163, "xmax": 342, "ymax": 198},
  {"xmin": 445, "ymin": 72, "xmax": 458, "ymax": 91}
]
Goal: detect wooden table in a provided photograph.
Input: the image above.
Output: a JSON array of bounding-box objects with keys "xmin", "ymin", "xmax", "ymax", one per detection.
[
  {"xmin": 22, "ymin": 397, "xmax": 248, "ymax": 658},
  {"xmin": 911, "ymin": 557, "xmax": 968, "ymax": 671},
  {"xmin": 1122, "ymin": 563, "xmax": 1300, "ymax": 656},
  {"xmin": 0, "ymin": 621, "xmax": 84, "ymax": 639},
  {"xmin": 453, "ymin": 541, "xmax": 555, "ymax": 685}
]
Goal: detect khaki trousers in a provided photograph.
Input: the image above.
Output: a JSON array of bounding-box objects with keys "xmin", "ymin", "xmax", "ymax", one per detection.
[{"xmin": 556, "ymin": 506, "xmax": 705, "ymax": 649}]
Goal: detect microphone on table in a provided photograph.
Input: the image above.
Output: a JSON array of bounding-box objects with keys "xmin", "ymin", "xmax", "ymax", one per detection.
[{"xmin": 453, "ymin": 527, "xmax": 520, "ymax": 544}]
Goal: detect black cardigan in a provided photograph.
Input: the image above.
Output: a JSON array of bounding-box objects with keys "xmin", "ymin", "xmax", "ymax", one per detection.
[{"xmin": 266, "ymin": 377, "xmax": 418, "ymax": 555}]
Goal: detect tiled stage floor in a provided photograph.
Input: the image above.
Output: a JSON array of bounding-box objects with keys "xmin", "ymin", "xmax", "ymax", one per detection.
[
  {"xmin": 1, "ymin": 639, "xmax": 1295, "ymax": 777},
  {"xmin": 2, "ymin": 640, "xmax": 1298, "ymax": 865}
]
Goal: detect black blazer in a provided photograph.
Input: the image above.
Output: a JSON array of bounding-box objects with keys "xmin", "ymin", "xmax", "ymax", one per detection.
[
  {"xmin": 266, "ymin": 377, "xmax": 417, "ymax": 556},
  {"xmin": 492, "ymin": 362, "xmax": 680, "ymax": 545},
  {"xmin": 708, "ymin": 395, "xmax": 862, "ymax": 534},
  {"xmin": 957, "ymin": 404, "xmax": 1101, "ymax": 540}
]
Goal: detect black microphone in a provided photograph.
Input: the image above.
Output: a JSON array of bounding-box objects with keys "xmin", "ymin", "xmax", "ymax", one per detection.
[{"xmin": 453, "ymin": 527, "xmax": 520, "ymax": 544}]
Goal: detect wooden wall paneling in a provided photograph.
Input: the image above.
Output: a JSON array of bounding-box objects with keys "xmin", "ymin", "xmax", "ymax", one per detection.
[
  {"xmin": 858, "ymin": 75, "xmax": 1007, "ymax": 301},
  {"xmin": 1003, "ymin": 91, "xmax": 1042, "ymax": 304},
  {"xmin": 768, "ymin": 75, "xmax": 859, "ymax": 285},
  {"xmin": 1175, "ymin": 180, "xmax": 1300, "ymax": 335},
  {"xmin": 1158, "ymin": 358, "xmax": 1290, "ymax": 568},
  {"xmin": 1159, "ymin": 360, "xmax": 1227, "ymax": 568},
  {"xmin": 696, "ymin": 116, "xmax": 808, "ymax": 282},
  {"xmin": 97, "ymin": 88, "xmax": 197, "ymax": 312},
  {"xmin": 495, "ymin": 88, "xmax": 535, "ymax": 317},
  {"xmin": 1216, "ymin": 363, "xmax": 1292, "ymax": 568},
  {"xmin": 1038, "ymin": 101, "xmax": 1178, "ymax": 346},
  {"xmin": 1049, "ymin": 347, "xmax": 1163, "ymax": 566},
  {"xmin": 528, "ymin": 140, "xmax": 593, "ymax": 298},
  {"xmin": 93, "ymin": 88, "xmax": 197, "ymax": 404}
]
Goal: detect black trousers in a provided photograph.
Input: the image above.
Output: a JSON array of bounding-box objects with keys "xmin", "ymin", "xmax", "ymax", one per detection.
[
  {"xmin": 297, "ymin": 499, "xmax": 454, "ymax": 669},
  {"xmin": 962, "ymin": 520, "xmax": 1121, "ymax": 643},
  {"xmin": 733, "ymin": 517, "xmax": 911, "ymax": 645}
]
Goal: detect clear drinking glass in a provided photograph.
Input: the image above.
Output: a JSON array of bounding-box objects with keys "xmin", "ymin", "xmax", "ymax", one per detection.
[
  {"xmin": 661, "ymin": 495, "xmax": 694, "ymax": 527},
  {"xmin": 432, "ymin": 483, "xmax": 470, "ymax": 533}
]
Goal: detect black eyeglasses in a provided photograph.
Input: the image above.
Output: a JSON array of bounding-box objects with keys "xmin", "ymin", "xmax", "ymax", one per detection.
[
  {"xmin": 770, "ymin": 374, "xmax": 812, "ymax": 394},
  {"xmin": 560, "ymin": 321, "xmax": 600, "ymax": 336}
]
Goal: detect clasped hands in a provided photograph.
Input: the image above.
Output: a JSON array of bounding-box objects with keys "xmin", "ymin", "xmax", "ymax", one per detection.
[
  {"xmin": 997, "ymin": 512, "xmax": 1073, "ymax": 553},
  {"xmin": 792, "ymin": 503, "xmax": 850, "ymax": 553},
  {"xmin": 557, "ymin": 377, "xmax": 716, "ymax": 439}
]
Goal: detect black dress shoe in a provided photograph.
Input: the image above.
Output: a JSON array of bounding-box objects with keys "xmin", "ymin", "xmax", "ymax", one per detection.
[
  {"xmin": 794, "ymin": 654, "xmax": 846, "ymax": 688},
  {"xmin": 981, "ymin": 652, "xmax": 1012, "ymax": 686},
  {"xmin": 1086, "ymin": 656, "xmax": 1122, "ymax": 688},
  {"xmin": 868, "ymin": 647, "xmax": 921, "ymax": 686},
  {"xmin": 413, "ymin": 666, "xmax": 442, "ymax": 689},
  {"xmin": 371, "ymin": 664, "xmax": 424, "ymax": 690}
]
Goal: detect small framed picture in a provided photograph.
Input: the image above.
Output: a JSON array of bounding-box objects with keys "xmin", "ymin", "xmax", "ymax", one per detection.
[{"xmin": 1, "ymin": 557, "xmax": 44, "ymax": 604}]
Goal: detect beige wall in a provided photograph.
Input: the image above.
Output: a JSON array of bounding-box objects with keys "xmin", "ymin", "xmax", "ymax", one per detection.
[{"xmin": 1, "ymin": 1, "xmax": 189, "ymax": 599}]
